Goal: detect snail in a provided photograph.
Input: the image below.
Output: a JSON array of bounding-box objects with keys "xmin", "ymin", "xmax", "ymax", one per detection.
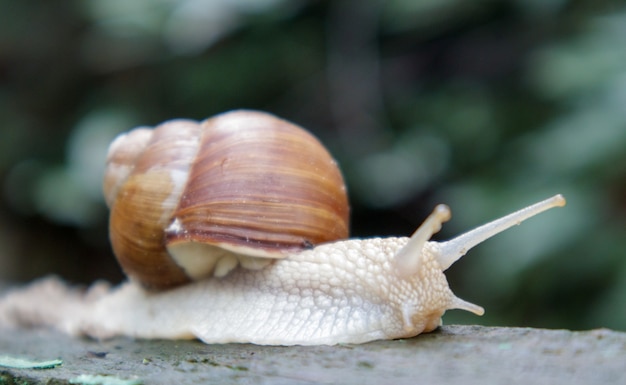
[{"xmin": 0, "ymin": 110, "xmax": 566, "ymax": 345}]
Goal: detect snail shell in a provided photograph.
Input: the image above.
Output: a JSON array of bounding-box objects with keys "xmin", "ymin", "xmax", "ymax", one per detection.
[{"xmin": 103, "ymin": 110, "xmax": 350, "ymax": 289}]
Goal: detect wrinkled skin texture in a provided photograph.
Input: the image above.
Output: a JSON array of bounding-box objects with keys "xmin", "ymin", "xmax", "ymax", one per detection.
[{"xmin": 0, "ymin": 237, "xmax": 456, "ymax": 346}]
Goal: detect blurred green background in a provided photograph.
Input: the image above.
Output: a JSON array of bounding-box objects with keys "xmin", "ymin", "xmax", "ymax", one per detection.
[{"xmin": 0, "ymin": 0, "xmax": 624, "ymax": 331}]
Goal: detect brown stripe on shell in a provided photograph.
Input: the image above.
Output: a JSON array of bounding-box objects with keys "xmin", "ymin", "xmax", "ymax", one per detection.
[{"xmin": 166, "ymin": 110, "xmax": 349, "ymax": 257}]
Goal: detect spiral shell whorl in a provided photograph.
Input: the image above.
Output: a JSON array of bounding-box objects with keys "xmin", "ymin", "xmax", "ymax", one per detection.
[{"xmin": 105, "ymin": 120, "xmax": 201, "ymax": 288}]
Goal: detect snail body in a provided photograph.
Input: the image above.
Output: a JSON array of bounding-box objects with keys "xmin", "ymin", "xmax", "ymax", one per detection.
[
  {"xmin": 0, "ymin": 110, "xmax": 567, "ymax": 345},
  {"xmin": 0, "ymin": 195, "xmax": 565, "ymax": 345}
]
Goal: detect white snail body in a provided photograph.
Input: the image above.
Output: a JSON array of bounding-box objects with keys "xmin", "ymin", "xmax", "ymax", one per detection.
[{"xmin": 0, "ymin": 194, "xmax": 565, "ymax": 345}]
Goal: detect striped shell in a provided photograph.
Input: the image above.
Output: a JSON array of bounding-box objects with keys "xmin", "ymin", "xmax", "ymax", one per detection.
[{"xmin": 103, "ymin": 110, "xmax": 349, "ymax": 289}]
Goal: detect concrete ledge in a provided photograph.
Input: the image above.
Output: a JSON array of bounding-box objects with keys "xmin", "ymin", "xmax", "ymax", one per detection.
[{"xmin": 1, "ymin": 325, "xmax": 624, "ymax": 384}]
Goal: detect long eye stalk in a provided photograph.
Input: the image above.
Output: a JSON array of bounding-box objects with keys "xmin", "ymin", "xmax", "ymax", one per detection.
[{"xmin": 435, "ymin": 194, "xmax": 566, "ymax": 270}]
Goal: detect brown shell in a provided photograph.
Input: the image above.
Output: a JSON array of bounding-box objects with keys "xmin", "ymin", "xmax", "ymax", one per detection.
[{"xmin": 103, "ymin": 110, "xmax": 350, "ymax": 290}]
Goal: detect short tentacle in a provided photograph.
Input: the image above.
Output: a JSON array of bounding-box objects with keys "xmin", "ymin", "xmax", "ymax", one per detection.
[
  {"xmin": 449, "ymin": 295, "xmax": 485, "ymax": 315},
  {"xmin": 393, "ymin": 204, "xmax": 451, "ymax": 277}
]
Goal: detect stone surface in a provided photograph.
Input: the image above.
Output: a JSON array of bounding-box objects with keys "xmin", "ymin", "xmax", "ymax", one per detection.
[{"xmin": 0, "ymin": 325, "xmax": 624, "ymax": 384}]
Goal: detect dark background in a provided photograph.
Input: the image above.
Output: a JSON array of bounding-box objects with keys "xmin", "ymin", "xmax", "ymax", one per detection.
[{"xmin": 1, "ymin": 0, "xmax": 625, "ymax": 331}]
